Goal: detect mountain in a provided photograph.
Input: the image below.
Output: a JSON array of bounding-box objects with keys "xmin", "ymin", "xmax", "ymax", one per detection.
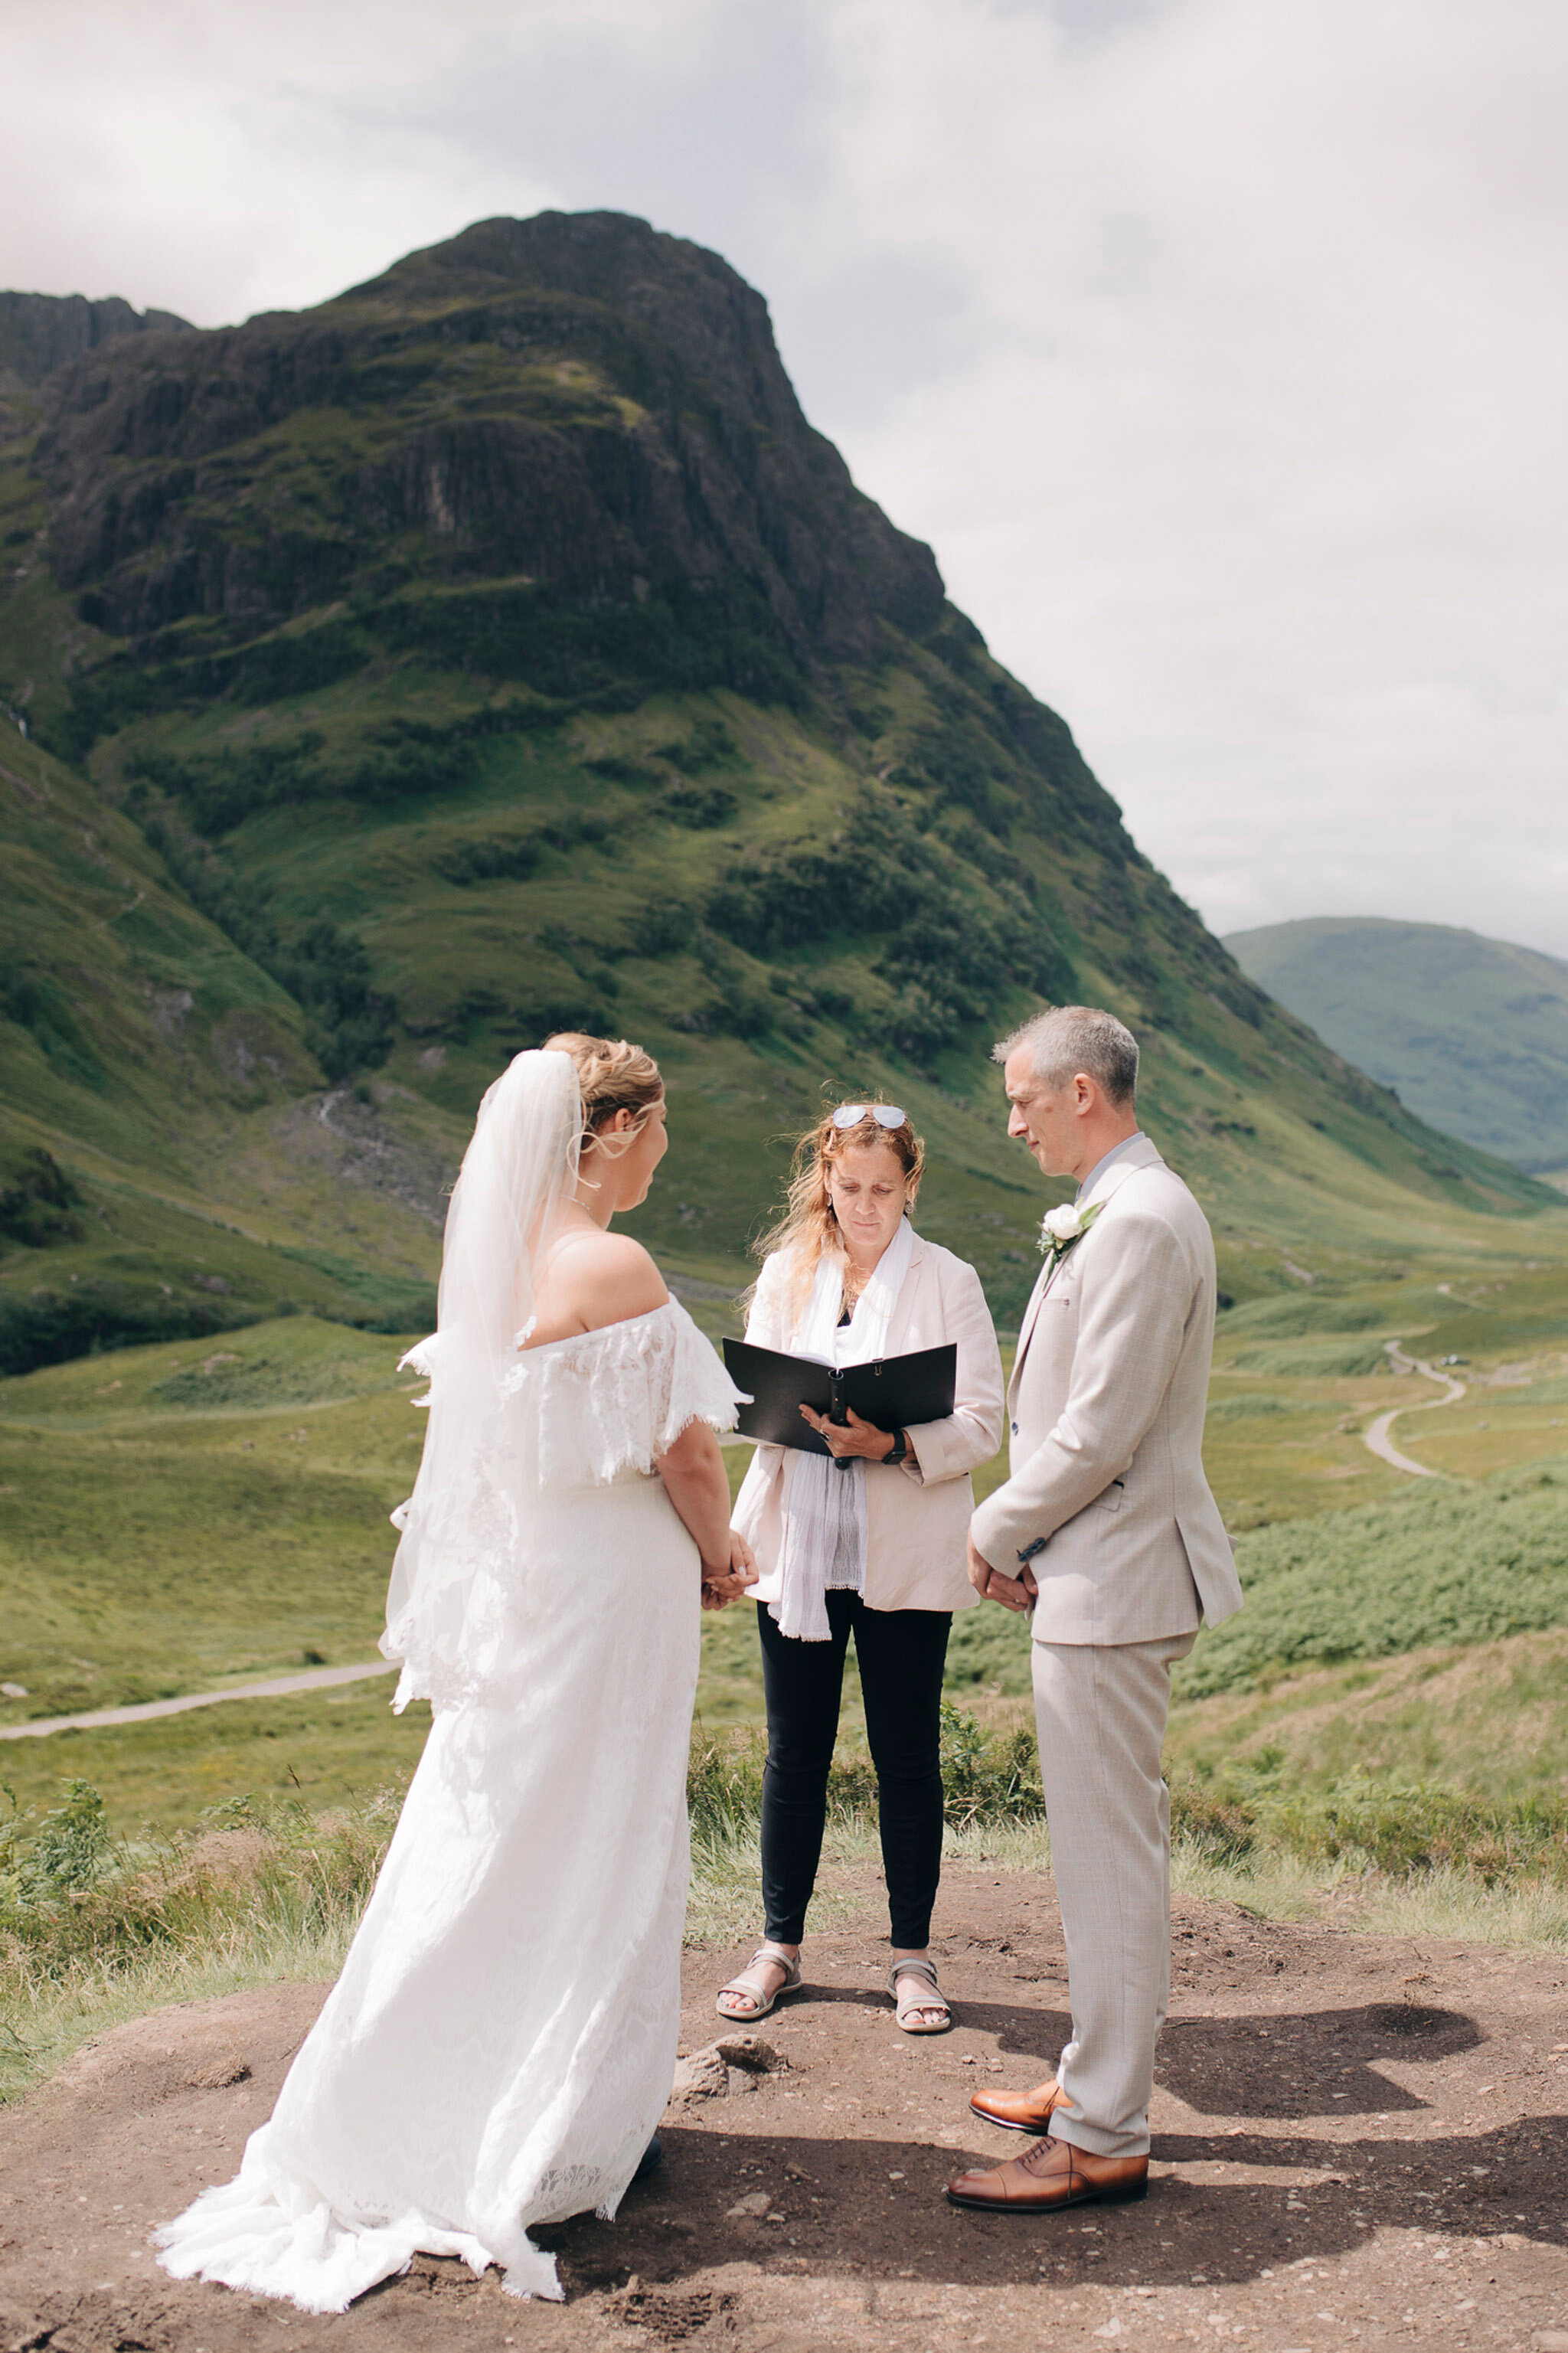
[
  {"xmin": 0, "ymin": 213, "xmax": 1557, "ymax": 1374},
  {"xmin": 0, "ymin": 292, "xmax": 192, "ymax": 388},
  {"xmin": 1226, "ymin": 917, "xmax": 1568, "ymax": 1176},
  {"xmin": 0, "ymin": 291, "xmax": 191, "ymax": 440}
]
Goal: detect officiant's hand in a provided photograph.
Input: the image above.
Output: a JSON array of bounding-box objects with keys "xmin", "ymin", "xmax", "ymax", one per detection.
[
  {"xmin": 967, "ymin": 1531, "xmax": 1038, "ymax": 1613},
  {"xmin": 701, "ymin": 1528, "xmax": 760, "ymax": 1611},
  {"xmin": 798, "ymin": 1403, "xmax": 897, "ymax": 1461}
]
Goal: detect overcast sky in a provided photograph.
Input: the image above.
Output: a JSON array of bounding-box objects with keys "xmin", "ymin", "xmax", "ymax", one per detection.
[{"xmin": 4, "ymin": 0, "xmax": 1564, "ymax": 957}]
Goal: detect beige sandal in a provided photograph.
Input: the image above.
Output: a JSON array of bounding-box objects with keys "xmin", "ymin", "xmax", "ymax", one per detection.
[
  {"xmin": 888, "ymin": 1956, "xmax": 951, "ymax": 2034},
  {"xmin": 716, "ymin": 1941, "xmax": 802, "ymax": 2022}
]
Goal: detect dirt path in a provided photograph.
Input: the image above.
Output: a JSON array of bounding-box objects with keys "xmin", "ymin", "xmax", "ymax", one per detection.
[
  {"xmin": 0, "ymin": 1660, "xmax": 395, "ymax": 1743},
  {"xmin": 1363, "ymin": 1343, "xmax": 1467, "ymax": 1477},
  {"xmin": 4, "ymin": 1861, "xmax": 1567, "ymax": 2351}
]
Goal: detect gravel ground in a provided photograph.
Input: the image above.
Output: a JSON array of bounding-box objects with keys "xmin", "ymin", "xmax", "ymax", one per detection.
[{"xmin": 3, "ymin": 1859, "xmax": 1566, "ymax": 2351}]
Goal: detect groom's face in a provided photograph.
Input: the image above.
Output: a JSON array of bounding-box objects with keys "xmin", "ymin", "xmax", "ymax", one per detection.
[{"xmin": 1003, "ymin": 1047, "xmax": 1082, "ymax": 1178}]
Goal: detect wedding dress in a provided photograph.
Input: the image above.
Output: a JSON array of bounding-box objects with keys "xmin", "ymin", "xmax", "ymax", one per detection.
[{"xmin": 155, "ymin": 1052, "xmax": 743, "ymax": 2312}]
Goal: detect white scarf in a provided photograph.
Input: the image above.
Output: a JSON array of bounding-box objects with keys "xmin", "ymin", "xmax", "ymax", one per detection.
[{"xmin": 772, "ymin": 1214, "xmax": 915, "ymax": 1642}]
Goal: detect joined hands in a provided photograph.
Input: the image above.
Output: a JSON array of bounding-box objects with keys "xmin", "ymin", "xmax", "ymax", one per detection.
[
  {"xmin": 701, "ymin": 1528, "xmax": 760, "ymax": 1612},
  {"xmin": 965, "ymin": 1531, "xmax": 1037, "ymax": 1614}
]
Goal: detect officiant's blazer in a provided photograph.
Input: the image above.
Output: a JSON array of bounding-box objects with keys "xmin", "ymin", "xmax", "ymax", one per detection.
[
  {"xmin": 735, "ymin": 1234, "xmax": 1005, "ymax": 1616},
  {"xmin": 969, "ymin": 1134, "xmax": 1243, "ymax": 1646}
]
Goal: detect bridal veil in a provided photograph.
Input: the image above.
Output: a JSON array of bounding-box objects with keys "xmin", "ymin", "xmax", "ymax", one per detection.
[{"xmin": 382, "ymin": 1047, "xmax": 579, "ymax": 1711}]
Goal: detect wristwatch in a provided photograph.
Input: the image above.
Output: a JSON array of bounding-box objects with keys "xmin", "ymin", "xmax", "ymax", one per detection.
[{"xmin": 884, "ymin": 1427, "xmax": 908, "ymax": 1466}]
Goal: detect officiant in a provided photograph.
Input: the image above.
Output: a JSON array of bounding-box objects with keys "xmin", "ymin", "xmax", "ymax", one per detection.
[{"xmin": 717, "ymin": 1103, "xmax": 1004, "ymax": 2034}]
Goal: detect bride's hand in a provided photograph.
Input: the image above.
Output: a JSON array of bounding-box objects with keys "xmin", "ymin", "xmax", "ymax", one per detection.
[{"xmin": 701, "ymin": 1530, "xmax": 759, "ymax": 1610}]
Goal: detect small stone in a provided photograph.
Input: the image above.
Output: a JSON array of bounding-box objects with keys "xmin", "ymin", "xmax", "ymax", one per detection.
[
  {"xmin": 714, "ymin": 2033, "xmax": 784, "ymax": 2074},
  {"xmin": 671, "ymin": 2049, "xmax": 730, "ymax": 2102},
  {"xmin": 726, "ymin": 2190, "xmax": 772, "ymax": 2219},
  {"xmin": 0, "ymin": 1683, "xmax": 27, "ymax": 1699}
]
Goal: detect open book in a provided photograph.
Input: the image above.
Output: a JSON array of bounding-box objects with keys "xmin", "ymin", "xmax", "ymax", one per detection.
[{"xmin": 721, "ymin": 1338, "xmax": 957, "ymax": 1458}]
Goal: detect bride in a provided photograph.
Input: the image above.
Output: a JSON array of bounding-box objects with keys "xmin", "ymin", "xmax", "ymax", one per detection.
[{"xmin": 156, "ymin": 1034, "xmax": 756, "ymax": 2312}]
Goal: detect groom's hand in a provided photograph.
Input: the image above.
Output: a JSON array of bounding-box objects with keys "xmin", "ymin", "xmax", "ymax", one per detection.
[{"xmin": 967, "ymin": 1532, "xmax": 1037, "ymax": 1613}]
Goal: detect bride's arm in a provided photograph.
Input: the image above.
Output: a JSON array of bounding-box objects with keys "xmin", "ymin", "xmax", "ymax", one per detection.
[{"xmin": 656, "ymin": 1422, "xmax": 756, "ymax": 1603}]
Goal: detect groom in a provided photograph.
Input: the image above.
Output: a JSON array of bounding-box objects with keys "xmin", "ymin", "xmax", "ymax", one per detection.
[{"xmin": 948, "ymin": 1006, "xmax": 1242, "ymax": 2217}]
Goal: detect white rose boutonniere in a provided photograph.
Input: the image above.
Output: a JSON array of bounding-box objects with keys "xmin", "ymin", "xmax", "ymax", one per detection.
[{"xmin": 1038, "ymin": 1197, "xmax": 1105, "ymax": 1263}]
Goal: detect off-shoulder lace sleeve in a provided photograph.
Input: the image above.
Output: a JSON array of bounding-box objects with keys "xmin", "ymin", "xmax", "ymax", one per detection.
[{"xmin": 505, "ymin": 1299, "xmax": 747, "ymax": 1490}]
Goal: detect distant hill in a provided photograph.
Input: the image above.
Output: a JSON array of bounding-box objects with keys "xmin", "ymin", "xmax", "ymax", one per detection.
[
  {"xmin": 0, "ymin": 214, "xmax": 1556, "ymax": 1372},
  {"xmin": 1226, "ymin": 917, "xmax": 1568, "ymax": 1174}
]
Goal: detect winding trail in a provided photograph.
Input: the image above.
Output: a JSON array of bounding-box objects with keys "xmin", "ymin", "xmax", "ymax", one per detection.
[
  {"xmin": 3, "ymin": 1344, "xmax": 1463, "ymax": 1743},
  {"xmin": 0, "ymin": 1659, "xmax": 396, "ymax": 1743},
  {"xmin": 1361, "ymin": 1339, "xmax": 1465, "ymax": 1476}
]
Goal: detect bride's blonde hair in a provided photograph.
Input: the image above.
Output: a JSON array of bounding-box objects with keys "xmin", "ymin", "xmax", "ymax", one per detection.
[
  {"xmin": 543, "ymin": 1032, "xmax": 664, "ymax": 1159},
  {"xmin": 749, "ymin": 1102, "xmax": 924, "ymax": 1321}
]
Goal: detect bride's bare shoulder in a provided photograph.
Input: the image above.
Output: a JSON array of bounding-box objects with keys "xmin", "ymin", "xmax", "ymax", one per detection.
[{"xmin": 528, "ymin": 1230, "xmax": 669, "ymax": 1344}]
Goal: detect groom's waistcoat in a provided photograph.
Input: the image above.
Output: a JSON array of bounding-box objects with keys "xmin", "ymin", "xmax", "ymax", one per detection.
[{"xmin": 970, "ymin": 1136, "xmax": 1243, "ymax": 1645}]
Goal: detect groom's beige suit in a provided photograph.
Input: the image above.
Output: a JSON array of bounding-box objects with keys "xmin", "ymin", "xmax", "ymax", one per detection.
[{"xmin": 970, "ymin": 1132, "xmax": 1242, "ymax": 2159}]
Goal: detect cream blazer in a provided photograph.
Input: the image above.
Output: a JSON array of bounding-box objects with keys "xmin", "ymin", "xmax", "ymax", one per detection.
[
  {"xmin": 733, "ymin": 1233, "xmax": 1005, "ymax": 1616},
  {"xmin": 969, "ymin": 1136, "xmax": 1244, "ymax": 1645}
]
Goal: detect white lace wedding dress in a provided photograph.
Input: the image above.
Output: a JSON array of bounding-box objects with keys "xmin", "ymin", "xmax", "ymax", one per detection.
[{"xmin": 155, "ymin": 1299, "xmax": 743, "ymax": 2312}]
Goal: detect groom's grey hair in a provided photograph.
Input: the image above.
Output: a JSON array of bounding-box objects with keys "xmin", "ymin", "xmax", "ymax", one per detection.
[{"xmin": 993, "ymin": 1006, "xmax": 1139, "ymax": 1106}]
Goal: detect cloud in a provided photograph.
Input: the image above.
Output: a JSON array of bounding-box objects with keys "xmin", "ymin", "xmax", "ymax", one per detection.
[
  {"xmin": 1, "ymin": 0, "xmax": 1563, "ymax": 954},
  {"xmin": 798, "ymin": 0, "xmax": 1568, "ymax": 950}
]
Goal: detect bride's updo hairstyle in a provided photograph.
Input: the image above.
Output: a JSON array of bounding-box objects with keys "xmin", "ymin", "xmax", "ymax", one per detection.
[
  {"xmin": 750, "ymin": 1101, "xmax": 924, "ymax": 1319},
  {"xmin": 543, "ymin": 1031, "xmax": 664, "ymax": 1160}
]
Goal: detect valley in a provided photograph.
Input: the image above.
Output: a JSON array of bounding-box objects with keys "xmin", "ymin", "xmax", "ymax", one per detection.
[{"xmin": 2, "ymin": 212, "xmax": 1567, "ymax": 2111}]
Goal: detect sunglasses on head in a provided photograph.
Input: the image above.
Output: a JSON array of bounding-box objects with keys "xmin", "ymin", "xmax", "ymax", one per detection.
[{"xmin": 831, "ymin": 1103, "xmax": 906, "ymax": 1130}]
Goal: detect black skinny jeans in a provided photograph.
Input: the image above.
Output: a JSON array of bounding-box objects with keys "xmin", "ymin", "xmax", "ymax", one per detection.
[{"xmin": 756, "ymin": 1591, "xmax": 952, "ymax": 1950}]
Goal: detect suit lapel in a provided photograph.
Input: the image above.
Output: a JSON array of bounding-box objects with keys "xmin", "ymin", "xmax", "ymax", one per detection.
[
  {"xmin": 884, "ymin": 1233, "xmax": 923, "ymax": 1354},
  {"xmin": 1011, "ymin": 1139, "xmax": 1168, "ymax": 1394},
  {"xmin": 1010, "ymin": 1260, "xmax": 1052, "ymax": 1395}
]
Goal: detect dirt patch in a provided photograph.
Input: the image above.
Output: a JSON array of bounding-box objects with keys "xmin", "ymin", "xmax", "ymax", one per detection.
[{"xmin": 3, "ymin": 1862, "xmax": 1567, "ymax": 2349}]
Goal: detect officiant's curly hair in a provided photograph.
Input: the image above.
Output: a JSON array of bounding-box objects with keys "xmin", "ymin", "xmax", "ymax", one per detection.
[
  {"xmin": 544, "ymin": 1032, "xmax": 663, "ymax": 1157},
  {"xmin": 749, "ymin": 1101, "xmax": 924, "ymax": 1319}
]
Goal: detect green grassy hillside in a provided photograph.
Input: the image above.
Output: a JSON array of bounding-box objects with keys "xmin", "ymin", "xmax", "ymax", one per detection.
[
  {"xmin": 1, "ymin": 210, "xmax": 1559, "ymax": 1385},
  {"xmin": 1227, "ymin": 915, "xmax": 1568, "ymax": 1175},
  {"xmin": 5, "ymin": 1280, "xmax": 1567, "ymax": 1834},
  {"xmin": 0, "ymin": 727, "xmax": 451, "ymax": 1371}
]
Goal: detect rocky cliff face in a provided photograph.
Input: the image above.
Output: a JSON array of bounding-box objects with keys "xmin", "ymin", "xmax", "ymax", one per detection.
[
  {"xmin": 32, "ymin": 212, "xmax": 943, "ymax": 681},
  {"xmin": 0, "ymin": 291, "xmax": 191, "ymax": 390}
]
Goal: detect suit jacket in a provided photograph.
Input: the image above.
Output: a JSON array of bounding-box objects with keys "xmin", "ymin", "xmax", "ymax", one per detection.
[
  {"xmin": 734, "ymin": 1232, "xmax": 1005, "ymax": 1615},
  {"xmin": 969, "ymin": 1135, "xmax": 1243, "ymax": 1645}
]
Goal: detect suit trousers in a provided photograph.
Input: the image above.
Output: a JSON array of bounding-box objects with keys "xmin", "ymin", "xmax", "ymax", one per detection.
[{"xmin": 1032, "ymin": 1630, "xmax": 1195, "ymax": 2159}]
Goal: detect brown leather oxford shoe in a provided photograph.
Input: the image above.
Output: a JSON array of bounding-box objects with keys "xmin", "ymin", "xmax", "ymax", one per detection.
[
  {"xmin": 946, "ymin": 2132, "xmax": 1149, "ymax": 2214},
  {"xmin": 968, "ymin": 2071, "xmax": 1067, "ymax": 2134}
]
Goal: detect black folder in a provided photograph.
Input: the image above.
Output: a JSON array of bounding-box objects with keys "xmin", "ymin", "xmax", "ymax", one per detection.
[{"xmin": 722, "ymin": 1338, "xmax": 957, "ymax": 1458}]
